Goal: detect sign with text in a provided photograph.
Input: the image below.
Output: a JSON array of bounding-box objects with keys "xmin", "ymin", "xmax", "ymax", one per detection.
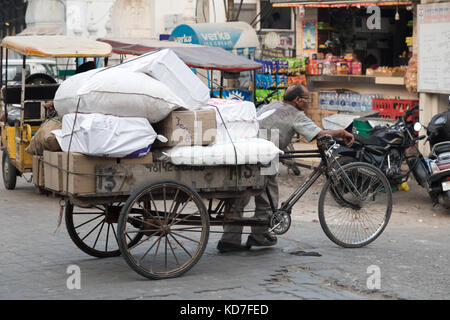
[{"xmin": 417, "ymin": 2, "xmax": 450, "ymax": 94}]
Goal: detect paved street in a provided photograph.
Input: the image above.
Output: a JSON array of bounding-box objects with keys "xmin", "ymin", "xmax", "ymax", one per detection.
[{"xmin": 0, "ymin": 154, "xmax": 449, "ymax": 300}]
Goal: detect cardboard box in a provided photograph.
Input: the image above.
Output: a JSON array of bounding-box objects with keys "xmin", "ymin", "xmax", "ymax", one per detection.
[
  {"xmin": 61, "ymin": 152, "xmax": 154, "ymax": 195},
  {"xmin": 153, "ymin": 109, "xmax": 216, "ymax": 147},
  {"xmin": 32, "ymin": 156, "xmax": 45, "ymax": 187},
  {"xmin": 43, "ymin": 151, "xmax": 63, "ymax": 192},
  {"xmin": 308, "ymin": 92, "xmax": 319, "ymax": 110},
  {"xmin": 42, "ymin": 151, "xmax": 153, "ymax": 195}
]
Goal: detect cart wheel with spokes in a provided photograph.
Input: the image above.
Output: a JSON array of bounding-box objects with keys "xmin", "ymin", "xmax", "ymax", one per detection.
[
  {"xmin": 117, "ymin": 180, "xmax": 210, "ymax": 280},
  {"xmin": 319, "ymin": 162, "xmax": 392, "ymax": 248},
  {"xmin": 65, "ymin": 201, "xmax": 144, "ymax": 258}
]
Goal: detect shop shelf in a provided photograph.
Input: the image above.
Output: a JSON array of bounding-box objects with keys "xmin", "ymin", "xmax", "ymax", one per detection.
[{"xmin": 372, "ymin": 99, "xmax": 419, "ymax": 122}]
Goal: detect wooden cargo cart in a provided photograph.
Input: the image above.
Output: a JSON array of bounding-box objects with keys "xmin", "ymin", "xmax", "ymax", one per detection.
[
  {"xmin": 37, "ymin": 150, "xmax": 272, "ymax": 279},
  {"xmin": 36, "ymin": 135, "xmax": 394, "ymax": 280}
]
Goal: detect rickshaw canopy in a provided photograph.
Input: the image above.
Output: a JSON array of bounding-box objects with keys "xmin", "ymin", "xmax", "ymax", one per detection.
[
  {"xmin": 97, "ymin": 38, "xmax": 262, "ymax": 73},
  {"xmin": 1, "ymin": 36, "xmax": 112, "ymax": 58}
]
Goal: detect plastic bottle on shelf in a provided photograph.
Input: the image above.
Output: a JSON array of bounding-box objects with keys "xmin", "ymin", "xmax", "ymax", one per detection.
[{"xmin": 319, "ymin": 92, "xmax": 325, "ymax": 109}]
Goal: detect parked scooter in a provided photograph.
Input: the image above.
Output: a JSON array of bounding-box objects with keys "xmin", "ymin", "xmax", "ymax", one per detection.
[
  {"xmin": 423, "ymin": 110, "xmax": 450, "ymax": 207},
  {"xmin": 337, "ymin": 105, "xmax": 450, "ymax": 208}
]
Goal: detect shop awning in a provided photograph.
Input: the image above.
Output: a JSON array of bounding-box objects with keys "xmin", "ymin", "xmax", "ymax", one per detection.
[
  {"xmin": 97, "ymin": 38, "xmax": 262, "ymax": 73},
  {"xmin": 271, "ymin": 0, "xmax": 412, "ymax": 7},
  {"xmin": 1, "ymin": 36, "xmax": 112, "ymax": 57}
]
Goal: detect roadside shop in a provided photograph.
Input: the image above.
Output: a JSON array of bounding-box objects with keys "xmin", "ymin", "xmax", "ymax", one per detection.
[{"xmin": 271, "ymin": 0, "xmax": 421, "ymax": 129}]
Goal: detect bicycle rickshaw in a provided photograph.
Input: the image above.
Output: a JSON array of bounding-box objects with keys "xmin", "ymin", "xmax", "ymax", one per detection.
[
  {"xmin": 0, "ymin": 35, "xmax": 112, "ymax": 189},
  {"xmin": 1, "ymin": 37, "xmax": 392, "ymax": 280}
]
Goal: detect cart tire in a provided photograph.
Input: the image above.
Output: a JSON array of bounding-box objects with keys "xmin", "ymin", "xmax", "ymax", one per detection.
[
  {"xmin": 319, "ymin": 162, "xmax": 392, "ymax": 248},
  {"xmin": 118, "ymin": 180, "xmax": 209, "ymax": 280},
  {"xmin": 2, "ymin": 152, "xmax": 17, "ymax": 190},
  {"xmin": 65, "ymin": 201, "xmax": 144, "ymax": 258}
]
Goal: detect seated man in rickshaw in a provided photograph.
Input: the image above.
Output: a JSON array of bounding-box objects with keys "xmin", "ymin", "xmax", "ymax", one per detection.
[{"xmin": 218, "ymin": 84, "xmax": 354, "ymax": 253}]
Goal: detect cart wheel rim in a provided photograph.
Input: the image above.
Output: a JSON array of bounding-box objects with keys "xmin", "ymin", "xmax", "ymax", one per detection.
[{"xmin": 118, "ymin": 181, "xmax": 209, "ymax": 279}]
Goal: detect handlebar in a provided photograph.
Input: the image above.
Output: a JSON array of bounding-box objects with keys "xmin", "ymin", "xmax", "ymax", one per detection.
[{"xmin": 402, "ymin": 104, "xmax": 419, "ymax": 121}]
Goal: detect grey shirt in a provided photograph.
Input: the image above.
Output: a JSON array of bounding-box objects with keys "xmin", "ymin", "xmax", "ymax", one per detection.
[{"xmin": 257, "ymin": 101, "xmax": 322, "ymax": 150}]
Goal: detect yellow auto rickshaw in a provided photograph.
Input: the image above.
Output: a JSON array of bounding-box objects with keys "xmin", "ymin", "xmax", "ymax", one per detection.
[{"xmin": 0, "ymin": 35, "xmax": 112, "ymax": 189}]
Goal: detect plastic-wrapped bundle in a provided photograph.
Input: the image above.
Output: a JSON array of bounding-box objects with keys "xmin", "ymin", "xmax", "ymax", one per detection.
[
  {"xmin": 166, "ymin": 138, "xmax": 283, "ymax": 166},
  {"xmin": 52, "ymin": 113, "xmax": 166, "ymax": 158},
  {"xmin": 202, "ymin": 98, "xmax": 260, "ymax": 143}
]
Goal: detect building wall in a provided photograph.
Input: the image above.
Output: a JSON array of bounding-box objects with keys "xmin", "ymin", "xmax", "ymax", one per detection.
[{"xmin": 417, "ymin": 0, "xmax": 450, "ymax": 154}]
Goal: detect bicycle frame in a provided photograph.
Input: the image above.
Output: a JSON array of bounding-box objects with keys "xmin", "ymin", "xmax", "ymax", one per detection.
[{"xmin": 267, "ymin": 137, "xmax": 335, "ymax": 215}]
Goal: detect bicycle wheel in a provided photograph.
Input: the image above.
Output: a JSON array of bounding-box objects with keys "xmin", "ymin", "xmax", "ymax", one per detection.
[
  {"xmin": 318, "ymin": 162, "xmax": 392, "ymax": 248},
  {"xmin": 117, "ymin": 180, "xmax": 209, "ymax": 280}
]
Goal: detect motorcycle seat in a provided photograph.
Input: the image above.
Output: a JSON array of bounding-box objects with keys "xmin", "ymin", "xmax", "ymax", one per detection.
[
  {"xmin": 354, "ymin": 134, "xmax": 383, "ymax": 146},
  {"xmin": 433, "ymin": 142, "xmax": 450, "ymax": 155}
]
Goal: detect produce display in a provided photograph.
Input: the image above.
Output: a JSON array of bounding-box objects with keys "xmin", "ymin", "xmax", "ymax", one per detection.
[
  {"xmin": 405, "ymin": 54, "xmax": 417, "ymax": 93},
  {"xmin": 367, "ymin": 66, "xmax": 407, "ymax": 77}
]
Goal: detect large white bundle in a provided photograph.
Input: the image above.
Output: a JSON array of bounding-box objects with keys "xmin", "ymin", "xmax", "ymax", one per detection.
[
  {"xmin": 202, "ymin": 98, "xmax": 259, "ymax": 143},
  {"xmin": 166, "ymin": 138, "xmax": 283, "ymax": 166},
  {"xmin": 119, "ymin": 49, "xmax": 210, "ymax": 109},
  {"xmin": 53, "ymin": 68, "xmax": 101, "ymax": 114},
  {"xmin": 54, "ymin": 68, "xmax": 185, "ymax": 123},
  {"xmin": 52, "ymin": 113, "xmax": 165, "ymax": 158}
]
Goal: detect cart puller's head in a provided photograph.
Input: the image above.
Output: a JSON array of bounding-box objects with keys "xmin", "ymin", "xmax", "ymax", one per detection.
[{"xmin": 283, "ymin": 84, "xmax": 311, "ymax": 111}]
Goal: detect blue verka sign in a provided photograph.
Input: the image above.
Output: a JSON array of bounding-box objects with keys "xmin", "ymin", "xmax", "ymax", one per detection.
[{"xmin": 169, "ymin": 22, "xmax": 259, "ymax": 51}]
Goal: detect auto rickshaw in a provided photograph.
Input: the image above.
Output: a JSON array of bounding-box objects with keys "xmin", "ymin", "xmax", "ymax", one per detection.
[{"xmin": 0, "ymin": 35, "xmax": 112, "ymax": 189}]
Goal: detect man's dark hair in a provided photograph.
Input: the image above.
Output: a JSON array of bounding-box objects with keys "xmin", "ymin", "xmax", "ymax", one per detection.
[{"xmin": 283, "ymin": 84, "xmax": 306, "ymax": 102}]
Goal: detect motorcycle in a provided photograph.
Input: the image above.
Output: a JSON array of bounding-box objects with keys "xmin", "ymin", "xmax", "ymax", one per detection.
[{"xmin": 337, "ymin": 105, "xmax": 450, "ymax": 208}]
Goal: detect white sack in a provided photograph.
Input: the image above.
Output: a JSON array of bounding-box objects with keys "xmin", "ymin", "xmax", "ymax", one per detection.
[
  {"xmin": 166, "ymin": 138, "xmax": 283, "ymax": 166},
  {"xmin": 119, "ymin": 49, "xmax": 210, "ymax": 110},
  {"xmin": 54, "ymin": 68, "xmax": 185, "ymax": 123},
  {"xmin": 202, "ymin": 98, "xmax": 259, "ymax": 143},
  {"xmin": 53, "ymin": 68, "xmax": 101, "ymax": 114},
  {"xmin": 52, "ymin": 113, "xmax": 164, "ymax": 158}
]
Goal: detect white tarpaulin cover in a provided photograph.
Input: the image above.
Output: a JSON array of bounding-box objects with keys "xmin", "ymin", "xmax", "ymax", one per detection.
[
  {"xmin": 52, "ymin": 113, "xmax": 166, "ymax": 158},
  {"xmin": 166, "ymin": 138, "xmax": 283, "ymax": 166},
  {"xmin": 119, "ymin": 49, "xmax": 210, "ymax": 109},
  {"xmin": 54, "ymin": 68, "xmax": 186, "ymax": 123}
]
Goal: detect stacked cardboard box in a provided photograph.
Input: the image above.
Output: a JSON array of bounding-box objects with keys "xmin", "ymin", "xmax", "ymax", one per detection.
[
  {"xmin": 32, "ymin": 156, "xmax": 45, "ymax": 187},
  {"xmin": 43, "ymin": 151, "xmax": 153, "ymax": 195},
  {"xmin": 153, "ymin": 109, "xmax": 217, "ymax": 147}
]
